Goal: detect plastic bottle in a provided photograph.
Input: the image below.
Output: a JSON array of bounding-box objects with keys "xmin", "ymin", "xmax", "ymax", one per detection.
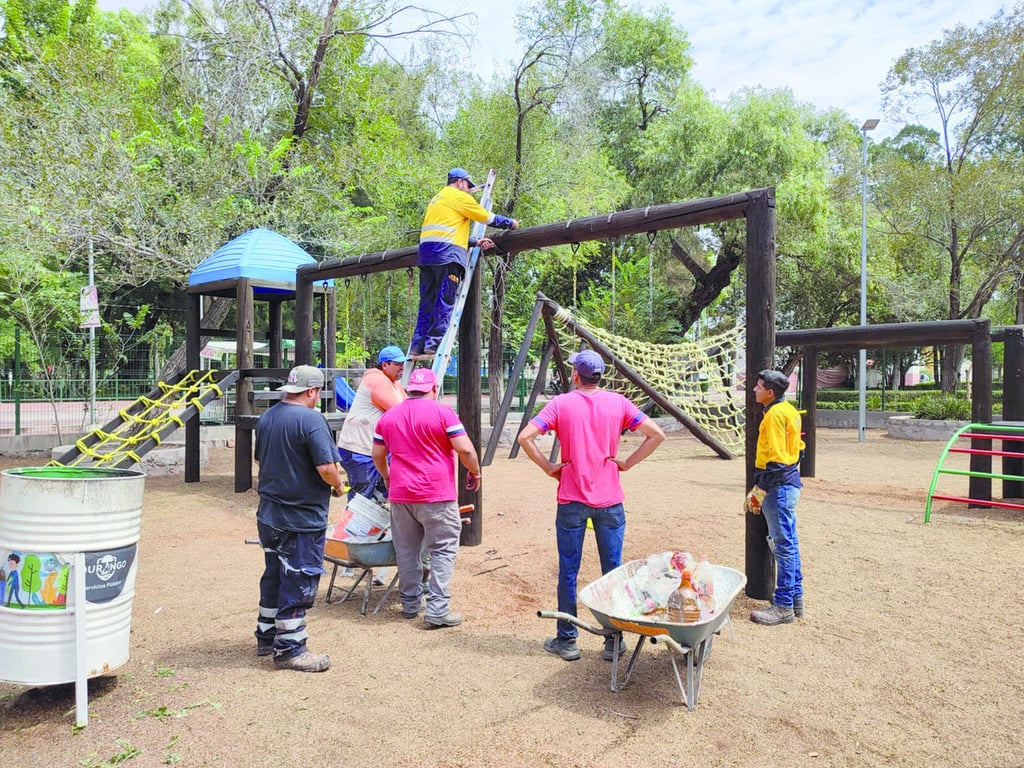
[
  {"xmin": 692, "ymin": 554, "xmax": 716, "ymax": 618},
  {"xmin": 666, "ymin": 569, "xmax": 701, "ymax": 623}
]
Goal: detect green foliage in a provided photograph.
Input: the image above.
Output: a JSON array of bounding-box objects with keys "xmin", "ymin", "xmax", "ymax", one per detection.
[
  {"xmin": 910, "ymin": 393, "xmax": 972, "ymax": 421},
  {"xmin": 79, "ymin": 739, "xmax": 143, "ymax": 767}
]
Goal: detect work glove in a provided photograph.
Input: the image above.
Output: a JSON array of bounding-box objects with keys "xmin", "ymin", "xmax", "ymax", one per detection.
[{"xmin": 744, "ymin": 486, "xmax": 765, "ymax": 515}]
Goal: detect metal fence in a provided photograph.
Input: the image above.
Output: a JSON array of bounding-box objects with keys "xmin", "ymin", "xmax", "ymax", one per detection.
[{"xmin": 0, "ymin": 326, "xmax": 182, "ymax": 439}]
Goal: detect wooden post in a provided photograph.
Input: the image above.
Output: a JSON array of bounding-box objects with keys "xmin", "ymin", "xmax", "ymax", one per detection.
[
  {"xmin": 235, "ymin": 279, "xmax": 255, "ymax": 493},
  {"xmin": 744, "ymin": 189, "xmax": 776, "ymax": 601},
  {"xmin": 294, "ymin": 272, "xmax": 314, "ymax": 366},
  {"xmin": 269, "ymin": 299, "xmax": 283, "ymax": 369},
  {"xmin": 969, "ymin": 320, "xmax": 993, "ymax": 506},
  {"xmin": 185, "ymin": 292, "xmax": 202, "ymax": 483},
  {"xmin": 458, "ymin": 254, "xmax": 483, "ymax": 546},
  {"xmin": 800, "ymin": 347, "xmax": 818, "ymax": 478},
  {"xmin": 509, "ymin": 341, "xmax": 554, "ymax": 461},
  {"xmin": 1002, "ymin": 327, "xmax": 1024, "ymax": 498}
]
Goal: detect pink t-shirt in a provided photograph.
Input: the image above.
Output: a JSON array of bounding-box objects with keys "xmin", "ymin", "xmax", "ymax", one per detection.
[
  {"xmin": 374, "ymin": 398, "xmax": 467, "ymax": 503},
  {"xmin": 532, "ymin": 389, "xmax": 646, "ymax": 507}
]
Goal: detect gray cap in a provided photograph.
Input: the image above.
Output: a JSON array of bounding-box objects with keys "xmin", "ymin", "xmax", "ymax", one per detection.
[{"xmin": 278, "ymin": 365, "xmax": 325, "ymax": 393}]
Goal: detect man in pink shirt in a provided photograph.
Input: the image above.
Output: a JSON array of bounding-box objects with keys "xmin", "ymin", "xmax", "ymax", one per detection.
[
  {"xmin": 372, "ymin": 368, "xmax": 481, "ymax": 627},
  {"xmin": 517, "ymin": 349, "xmax": 665, "ymax": 662}
]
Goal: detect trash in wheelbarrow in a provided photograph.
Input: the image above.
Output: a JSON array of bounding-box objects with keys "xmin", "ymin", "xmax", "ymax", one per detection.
[{"xmin": 539, "ymin": 554, "xmax": 746, "ymax": 710}]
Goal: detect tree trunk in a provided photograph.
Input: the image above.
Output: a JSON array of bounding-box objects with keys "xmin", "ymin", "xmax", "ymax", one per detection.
[{"xmin": 157, "ymin": 297, "xmax": 233, "ymax": 382}]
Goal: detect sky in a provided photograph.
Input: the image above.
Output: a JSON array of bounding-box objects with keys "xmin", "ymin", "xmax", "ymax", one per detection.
[{"xmin": 96, "ymin": 0, "xmax": 1013, "ymax": 137}]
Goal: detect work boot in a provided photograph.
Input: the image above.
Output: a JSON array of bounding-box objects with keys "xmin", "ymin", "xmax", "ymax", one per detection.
[
  {"xmin": 544, "ymin": 636, "xmax": 581, "ymax": 662},
  {"xmin": 273, "ymin": 650, "xmax": 331, "ymax": 672},
  {"xmin": 255, "ymin": 640, "xmax": 274, "ymax": 657},
  {"xmin": 750, "ymin": 604, "xmax": 795, "ymax": 625},
  {"xmin": 793, "ymin": 596, "xmax": 804, "ymax": 619},
  {"xmin": 425, "ymin": 611, "xmax": 463, "ymax": 628},
  {"xmin": 601, "ymin": 634, "xmax": 627, "ymax": 661}
]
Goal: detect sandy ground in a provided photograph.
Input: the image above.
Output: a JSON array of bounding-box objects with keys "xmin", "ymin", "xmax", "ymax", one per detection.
[{"xmin": 2, "ymin": 428, "xmax": 1023, "ymax": 768}]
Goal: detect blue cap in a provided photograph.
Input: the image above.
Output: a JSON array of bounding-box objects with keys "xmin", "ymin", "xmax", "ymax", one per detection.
[
  {"xmin": 447, "ymin": 167, "xmax": 475, "ymax": 187},
  {"xmin": 568, "ymin": 349, "xmax": 605, "ymax": 379},
  {"xmin": 378, "ymin": 345, "xmax": 408, "ymax": 364}
]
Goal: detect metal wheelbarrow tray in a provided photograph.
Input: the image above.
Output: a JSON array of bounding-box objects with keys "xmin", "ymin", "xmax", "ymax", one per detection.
[
  {"xmin": 323, "ymin": 535, "xmax": 399, "ymax": 615},
  {"xmin": 539, "ymin": 558, "xmax": 746, "ymax": 710}
]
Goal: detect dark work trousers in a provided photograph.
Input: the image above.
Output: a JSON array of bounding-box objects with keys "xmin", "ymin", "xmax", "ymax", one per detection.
[
  {"xmin": 412, "ymin": 262, "xmax": 463, "ymax": 353},
  {"xmin": 254, "ymin": 522, "xmax": 326, "ymax": 659}
]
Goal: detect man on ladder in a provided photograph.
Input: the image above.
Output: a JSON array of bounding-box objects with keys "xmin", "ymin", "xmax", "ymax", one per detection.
[{"xmin": 410, "ymin": 167, "xmax": 518, "ymax": 363}]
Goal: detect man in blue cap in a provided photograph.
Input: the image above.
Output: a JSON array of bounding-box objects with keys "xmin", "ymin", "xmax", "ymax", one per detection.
[
  {"xmin": 518, "ymin": 349, "xmax": 665, "ymax": 663},
  {"xmin": 337, "ymin": 345, "xmax": 407, "ymax": 503},
  {"xmin": 411, "ymin": 168, "xmax": 520, "ymax": 359}
]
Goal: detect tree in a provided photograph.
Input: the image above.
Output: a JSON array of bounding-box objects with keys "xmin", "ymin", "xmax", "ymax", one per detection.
[{"xmin": 880, "ymin": 5, "xmax": 1024, "ymax": 391}]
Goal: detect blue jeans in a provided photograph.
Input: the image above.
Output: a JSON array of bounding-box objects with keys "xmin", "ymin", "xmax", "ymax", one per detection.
[
  {"xmin": 337, "ymin": 448, "xmax": 385, "ymax": 503},
  {"xmin": 412, "ymin": 263, "xmax": 462, "ymax": 353},
  {"xmin": 555, "ymin": 501, "xmax": 625, "ymax": 640},
  {"xmin": 255, "ymin": 523, "xmax": 326, "ymax": 659},
  {"xmin": 761, "ymin": 484, "xmax": 802, "ymax": 607}
]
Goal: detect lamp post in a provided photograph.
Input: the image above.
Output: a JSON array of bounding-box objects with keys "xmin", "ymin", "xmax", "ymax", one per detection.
[{"xmin": 858, "ymin": 118, "xmax": 879, "ymax": 443}]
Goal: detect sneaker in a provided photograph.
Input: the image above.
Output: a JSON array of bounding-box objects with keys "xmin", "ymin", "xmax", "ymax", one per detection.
[
  {"xmin": 401, "ymin": 609, "xmax": 420, "ymax": 620},
  {"xmin": 255, "ymin": 640, "xmax": 274, "ymax": 657},
  {"xmin": 793, "ymin": 597, "xmax": 804, "ymax": 619},
  {"xmin": 273, "ymin": 650, "xmax": 331, "ymax": 672},
  {"xmin": 601, "ymin": 634, "xmax": 627, "ymax": 661},
  {"xmin": 750, "ymin": 604, "xmax": 795, "ymax": 626},
  {"xmin": 544, "ymin": 636, "xmax": 581, "ymax": 662},
  {"xmin": 425, "ymin": 612, "xmax": 463, "ymax": 627}
]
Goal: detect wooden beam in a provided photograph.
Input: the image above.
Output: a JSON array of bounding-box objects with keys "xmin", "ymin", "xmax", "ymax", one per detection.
[
  {"xmin": 777, "ymin": 319, "xmax": 980, "ymax": 350},
  {"xmin": 295, "ymin": 190, "xmax": 765, "ymax": 284}
]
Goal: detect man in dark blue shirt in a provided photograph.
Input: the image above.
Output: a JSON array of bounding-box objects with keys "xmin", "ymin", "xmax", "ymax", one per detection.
[{"xmin": 253, "ymin": 365, "xmax": 344, "ymax": 672}]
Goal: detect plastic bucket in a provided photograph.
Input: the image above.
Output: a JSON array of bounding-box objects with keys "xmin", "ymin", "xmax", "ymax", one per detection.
[{"xmin": 0, "ymin": 466, "xmax": 146, "ymax": 686}]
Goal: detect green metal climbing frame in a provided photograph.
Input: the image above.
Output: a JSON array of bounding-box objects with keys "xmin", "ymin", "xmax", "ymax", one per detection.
[{"xmin": 924, "ymin": 422, "xmax": 1024, "ymax": 522}]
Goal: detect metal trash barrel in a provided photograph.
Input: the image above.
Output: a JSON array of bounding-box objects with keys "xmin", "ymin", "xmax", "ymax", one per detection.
[{"xmin": 0, "ymin": 466, "xmax": 146, "ymax": 686}]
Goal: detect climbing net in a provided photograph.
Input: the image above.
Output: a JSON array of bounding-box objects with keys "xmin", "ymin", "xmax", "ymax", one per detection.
[
  {"xmin": 50, "ymin": 369, "xmax": 228, "ymax": 467},
  {"xmin": 551, "ymin": 308, "xmax": 746, "ymax": 454}
]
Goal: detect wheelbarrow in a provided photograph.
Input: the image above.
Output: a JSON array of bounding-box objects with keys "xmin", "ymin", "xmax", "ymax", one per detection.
[
  {"xmin": 539, "ymin": 558, "xmax": 746, "ymax": 710},
  {"xmin": 323, "ymin": 535, "xmax": 399, "ymax": 615}
]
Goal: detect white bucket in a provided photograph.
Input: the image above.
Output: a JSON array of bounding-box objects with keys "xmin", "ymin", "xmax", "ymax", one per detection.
[
  {"xmin": 342, "ymin": 493, "xmax": 390, "ymax": 538},
  {"xmin": 0, "ymin": 466, "xmax": 145, "ymax": 686}
]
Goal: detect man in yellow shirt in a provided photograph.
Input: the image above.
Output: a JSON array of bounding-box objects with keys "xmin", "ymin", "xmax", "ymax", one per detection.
[
  {"xmin": 747, "ymin": 369, "xmax": 805, "ymax": 626},
  {"xmin": 411, "ymin": 168, "xmax": 518, "ymax": 358}
]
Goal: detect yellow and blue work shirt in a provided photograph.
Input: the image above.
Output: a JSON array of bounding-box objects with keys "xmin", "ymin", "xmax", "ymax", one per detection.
[
  {"xmin": 754, "ymin": 398, "xmax": 804, "ymax": 489},
  {"xmin": 418, "ymin": 185, "xmax": 515, "ymax": 267}
]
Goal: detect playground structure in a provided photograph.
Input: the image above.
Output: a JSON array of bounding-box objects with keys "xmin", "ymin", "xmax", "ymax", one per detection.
[
  {"xmin": 290, "ymin": 189, "xmax": 778, "ymax": 558},
  {"xmin": 43, "ymin": 187, "xmax": 1023, "ymax": 595},
  {"xmin": 779, "ymin": 321, "xmax": 1024, "ymax": 513}
]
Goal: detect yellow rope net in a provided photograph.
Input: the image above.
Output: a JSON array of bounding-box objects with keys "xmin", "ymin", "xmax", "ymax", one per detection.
[
  {"xmin": 49, "ymin": 369, "xmax": 226, "ymax": 467},
  {"xmin": 551, "ymin": 308, "xmax": 746, "ymax": 454}
]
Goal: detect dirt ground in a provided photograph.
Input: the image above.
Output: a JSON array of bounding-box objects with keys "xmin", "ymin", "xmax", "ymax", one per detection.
[{"xmin": 1, "ymin": 428, "xmax": 1023, "ymax": 768}]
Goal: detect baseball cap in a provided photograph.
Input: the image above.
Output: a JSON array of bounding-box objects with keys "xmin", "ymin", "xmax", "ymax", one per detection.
[
  {"xmin": 278, "ymin": 364, "xmax": 325, "ymax": 393},
  {"xmin": 406, "ymin": 367, "xmax": 437, "ymax": 393},
  {"xmin": 568, "ymin": 349, "xmax": 605, "ymax": 379},
  {"xmin": 447, "ymin": 167, "xmax": 475, "ymax": 187},
  {"xmin": 378, "ymin": 345, "xmax": 408, "ymax": 364}
]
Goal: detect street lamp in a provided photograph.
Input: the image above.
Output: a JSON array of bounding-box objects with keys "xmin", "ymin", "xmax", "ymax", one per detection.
[{"xmin": 858, "ymin": 118, "xmax": 879, "ymax": 444}]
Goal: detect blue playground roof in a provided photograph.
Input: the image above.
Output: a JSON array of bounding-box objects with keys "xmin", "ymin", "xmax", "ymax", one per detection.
[{"xmin": 188, "ymin": 228, "xmax": 331, "ymax": 291}]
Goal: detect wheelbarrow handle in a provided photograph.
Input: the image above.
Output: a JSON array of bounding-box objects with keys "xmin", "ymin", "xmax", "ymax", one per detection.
[{"xmin": 537, "ymin": 610, "xmax": 610, "ymax": 637}]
